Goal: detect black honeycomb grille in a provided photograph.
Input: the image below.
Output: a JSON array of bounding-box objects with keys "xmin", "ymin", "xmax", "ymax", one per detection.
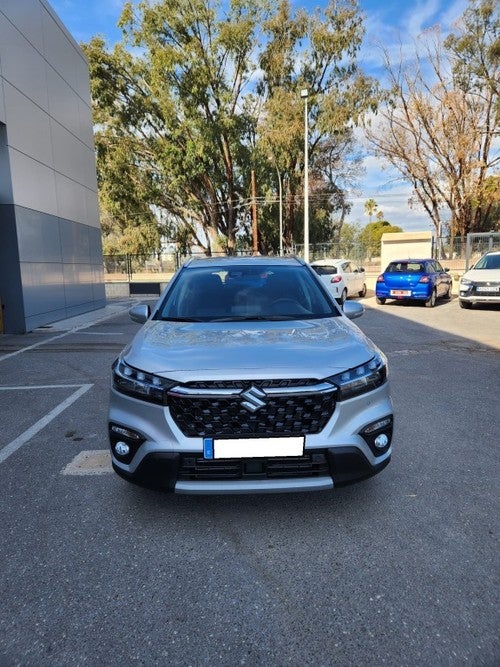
[{"xmin": 167, "ymin": 381, "xmax": 337, "ymax": 438}]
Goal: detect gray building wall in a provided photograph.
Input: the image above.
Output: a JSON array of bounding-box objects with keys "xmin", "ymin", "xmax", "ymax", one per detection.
[{"xmin": 0, "ymin": 0, "xmax": 105, "ymax": 333}]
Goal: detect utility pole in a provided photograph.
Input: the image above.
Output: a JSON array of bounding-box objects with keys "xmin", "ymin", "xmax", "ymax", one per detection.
[{"xmin": 251, "ymin": 169, "xmax": 258, "ymax": 255}]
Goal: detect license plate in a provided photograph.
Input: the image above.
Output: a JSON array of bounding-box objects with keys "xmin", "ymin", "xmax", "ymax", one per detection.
[
  {"xmin": 477, "ymin": 285, "xmax": 499, "ymax": 292},
  {"xmin": 203, "ymin": 436, "xmax": 304, "ymax": 459},
  {"xmin": 390, "ymin": 289, "xmax": 411, "ymax": 296}
]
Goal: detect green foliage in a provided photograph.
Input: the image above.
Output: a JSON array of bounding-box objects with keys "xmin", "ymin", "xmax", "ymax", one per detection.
[
  {"xmin": 84, "ymin": 0, "xmax": 378, "ymax": 255},
  {"xmin": 359, "ymin": 221, "xmax": 403, "ymax": 258}
]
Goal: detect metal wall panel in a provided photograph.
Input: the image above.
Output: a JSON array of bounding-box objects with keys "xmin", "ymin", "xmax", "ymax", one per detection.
[
  {"xmin": 0, "ymin": 0, "xmax": 44, "ymax": 53},
  {"xmin": 9, "ymin": 148, "xmax": 58, "ymax": 215},
  {"xmin": 3, "ymin": 82, "xmax": 53, "ymax": 167},
  {"xmin": 0, "ymin": 12, "xmax": 49, "ymax": 110},
  {"xmin": 60, "ymin": 218, "xmax": 90, "ymax": 263},
  {"xmin": 16, "ymin": 208, "xmax": 62, "ymax": 263},
  {"xmin": 20, "ymin": 260, "xmax": 66, "ymax": 316},
  {"xmin": 40, "ymin": 5, "xmax": 78, "ymax": 93},
  {"xmin": 0, "ymin": 77, "xmax": 6, "ymax": 125},
  {"xmin": 0, "ymin": 2, "xmax": 105, "ymax": 333},
  {"xmin": 55, "ymin": 172, "xmax": 87, "ymax": 225},
  {"xmin": 46, "ymin": 66, "xmax": 81, "ymax": 139},
  {"xmin": 84, "ymin": 185, "xmax": 100, "ymax": 229}
]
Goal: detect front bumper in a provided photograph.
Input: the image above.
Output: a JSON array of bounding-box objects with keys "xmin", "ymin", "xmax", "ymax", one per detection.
[
  {"xmin": 459, "ymin": 284, "xmax": 500, "ymax": 304},
  {"xmin": 111, "ymin": 446, "xmax": 391, "ymax": 494},
  {"xmin": 109, "ymin": 382, "xmax": 393, "ymax": 494}
]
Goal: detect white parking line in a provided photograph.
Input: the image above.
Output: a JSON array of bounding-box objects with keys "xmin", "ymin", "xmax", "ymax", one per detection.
[
  {"xmin": 0, "ymin": 305, "xmax": 130, "ymax": 362},
  {"xmin": 0, "ymin": 331, "xmax": 71, "ymax": 362},
  {"xmin": 0, "ymin": 384, "xmax": 93, "ymax": 464},
  {"xmin": 0, "ymin": 384, "xmax": 86, "ymax": 391}
]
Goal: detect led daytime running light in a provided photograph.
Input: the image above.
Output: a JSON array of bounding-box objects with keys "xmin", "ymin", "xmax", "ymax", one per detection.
[
  {"xmin": 112, "ymin": 359, "xmax": 174, "ymax": 404},
  {"xmin": 328, "ymin": 354, "xmax": 387, "ymax": 400}
]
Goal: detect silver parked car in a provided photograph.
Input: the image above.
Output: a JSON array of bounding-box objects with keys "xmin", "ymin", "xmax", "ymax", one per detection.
[
  {"xmin": 459, "ymin": 251, "xmax": 500, "ymax": 309},
  {"xmin": 109, "ymin": 256, "xmax": 393, "ymax": 494}
]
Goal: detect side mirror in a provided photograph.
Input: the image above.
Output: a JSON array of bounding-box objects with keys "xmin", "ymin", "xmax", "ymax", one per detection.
[
  {"xmin": 359, "ymin": 267, "xmax": 365, "ymax": 272},
  {"xmin": 129, "ymin": 304, "xmax": 150, "ymax": 324},
  {"xmin": 342, "ymin": 301, "xmax": 364, "ymax": 320}
]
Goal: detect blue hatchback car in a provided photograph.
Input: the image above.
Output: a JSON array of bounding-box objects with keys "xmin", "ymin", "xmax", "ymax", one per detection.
[{"xmin": 376, "ymin": 259, "xmax": 452, "ymax": 307}]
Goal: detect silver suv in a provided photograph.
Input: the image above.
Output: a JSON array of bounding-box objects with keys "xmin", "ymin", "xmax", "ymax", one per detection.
[
  {"xmin": 109, "ymin": 256, "xmax": 393, "ymax": 494},
  {"xmin": 459, "ymin": 251, "xmax": 500, "ymax": 309}
]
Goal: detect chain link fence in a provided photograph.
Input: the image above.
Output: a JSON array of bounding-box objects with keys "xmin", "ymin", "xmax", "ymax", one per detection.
[
  {"xmin": 433, "ymin": 232, "xmax": 500, "ymax": 272},
  {"xmin": 103, "ymin": 232, "xmax": 500, "ymax": 284}
]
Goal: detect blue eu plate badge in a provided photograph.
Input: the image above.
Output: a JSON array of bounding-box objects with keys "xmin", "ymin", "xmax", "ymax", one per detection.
[{"xmin": 203, "ymin": 438, "xmax": 214, "ymax": 459}]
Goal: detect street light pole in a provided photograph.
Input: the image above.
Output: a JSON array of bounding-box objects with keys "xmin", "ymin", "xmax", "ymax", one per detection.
[{"xmin": 301, "ymin": 88, "xmax": 309, "ymax": 263}]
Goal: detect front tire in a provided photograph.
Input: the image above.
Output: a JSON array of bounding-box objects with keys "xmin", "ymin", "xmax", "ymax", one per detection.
[
  {"xmin": 425, "ymin": 289, "xmax": 437, "ymax": 308},
  {"xmin": 376, "ymin": 296, "xmax": 386, "ymax": 305},
  {"xmin": 443, "ymin": 284, "xmax": 452, "ymax": 299},
  {"xmin": 359, "ymin": 284, "xmax": 367, "ymax": 298}
]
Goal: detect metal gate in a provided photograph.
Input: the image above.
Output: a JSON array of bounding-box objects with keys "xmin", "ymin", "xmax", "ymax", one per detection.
[{"xmin": 465, "ymin": 232, "xmax": 500, "ymax": 270}]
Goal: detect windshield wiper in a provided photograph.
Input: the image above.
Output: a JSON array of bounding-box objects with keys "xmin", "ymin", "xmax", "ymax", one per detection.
[
  {"xmin": 158, "ymin": 316, "xmax": 204, "ymax": 322},
  {"xmin": 210, "ymin": 314, "xmax": 305, "ymax": 322}
]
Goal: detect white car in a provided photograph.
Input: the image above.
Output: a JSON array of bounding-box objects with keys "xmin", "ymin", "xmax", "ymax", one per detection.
[
  {"xmin": 459, "ymin": 250, "xmax": 500, "ymax": 309},
  {"xmin": 311, "ymin": 259, "xmax": 367, "ymax": 305}
]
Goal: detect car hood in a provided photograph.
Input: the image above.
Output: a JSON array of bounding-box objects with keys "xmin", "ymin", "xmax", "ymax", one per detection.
[
  {"xmin": 122, "ymin": 317, "xmax": 378, "ymax": 380},
  {"xmin": 461, "ymin": 268, "xmax": 500, "ymax": 282}
]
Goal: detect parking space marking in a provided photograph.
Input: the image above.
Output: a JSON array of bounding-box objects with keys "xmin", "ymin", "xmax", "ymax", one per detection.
[
  {"xmin": 0, "ymin": 305, "xmax": 130, "ymax": 362},
  {"xmin": 0, "ymin": 384, "xmax": 87, "ymax": 391},
  {"xmin": 0, "ymin": 384, "xmax": 93, "ymax": 464},
  {"xmin": 62, "ymin": 450, "xmax": 112, "ymax": 475},
  {"xmin": 0, "ymin": 331, "xmax": 72, "ymax": 362}
]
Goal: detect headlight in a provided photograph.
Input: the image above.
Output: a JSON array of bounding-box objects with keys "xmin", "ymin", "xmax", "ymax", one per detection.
[
  {"xmin": 112, "ymin": 359, "xmax": 175, "ymax": 404},
  {"xmin": 460, "ymin": 278, "xmax": 472, "ymax": 286},
  {"xmin": 327, "ymin": 353, "xmax": 387, "ymax": 400}
]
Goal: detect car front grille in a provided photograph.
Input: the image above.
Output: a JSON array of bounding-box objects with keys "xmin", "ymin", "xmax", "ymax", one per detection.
[
  {"xmin": 167, "ymin": 379, "xmax": 337, "ymax": 438},
  {"xmin": 178, "ymin": 451, "xmax": 330, "ymax": 481}
]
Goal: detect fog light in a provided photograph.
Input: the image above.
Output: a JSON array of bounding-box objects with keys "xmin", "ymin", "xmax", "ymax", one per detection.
[
  {"xmin": 359, "ymin": 415, "xmax": 393, "ymax": 455},
  {"xmin": 109, "ymin": 423, "xmax": 145, "ymax": 464},
  {"xmin": 114, "ymin": 441, "xmax": 130, "ymax": 456},
  {"xmin": 374, "ymin": 433, "xmax": 389, "ymax": 449}
]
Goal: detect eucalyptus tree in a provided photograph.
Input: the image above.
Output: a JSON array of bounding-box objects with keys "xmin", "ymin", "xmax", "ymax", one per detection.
[
  {"xmin": 85, "ymin": 0, "xmax": 377, "ymax": 255},
  {"xmin": 84, "ymin": 0, "xmax": 267, "ymax": 255}
]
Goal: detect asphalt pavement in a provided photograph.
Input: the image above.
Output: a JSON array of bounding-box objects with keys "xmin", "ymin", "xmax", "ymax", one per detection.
[{"xmin": 0, "ymin": 294, "xmax": 498, "ymax": 666}]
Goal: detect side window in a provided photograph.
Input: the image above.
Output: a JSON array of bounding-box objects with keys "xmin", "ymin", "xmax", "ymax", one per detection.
[
  {"xmin": 433, "ymin": 261, "xmax": 444, "ymax": 272},
  {"xmin": 343, "ymin": 263, "xmax": 351, "ymax": 273}
]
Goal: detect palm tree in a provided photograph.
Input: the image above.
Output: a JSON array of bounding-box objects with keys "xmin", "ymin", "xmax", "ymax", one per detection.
[{"xmin": 364, "ymin": 199, "xmax": 378, "ymax": 223}]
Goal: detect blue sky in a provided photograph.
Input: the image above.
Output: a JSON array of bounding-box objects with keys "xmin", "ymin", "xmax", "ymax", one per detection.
[{"xmin": 49, "ymin": 0, "xmax": 469, "ymax": 232}]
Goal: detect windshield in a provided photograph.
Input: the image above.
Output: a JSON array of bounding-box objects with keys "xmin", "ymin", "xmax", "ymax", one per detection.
[
  {"xmin": 156, "ymin": 264, "xmax": 339, "ymax": 321},
  {"xmin": 473, "ymin": 254, "xmax": 500, "ymax": 270}
]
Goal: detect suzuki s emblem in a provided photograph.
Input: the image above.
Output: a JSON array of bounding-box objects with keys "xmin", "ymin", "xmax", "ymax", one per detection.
[{"xmin": 241, "ymin": 386, "xmax": 266, "ymax": 412}]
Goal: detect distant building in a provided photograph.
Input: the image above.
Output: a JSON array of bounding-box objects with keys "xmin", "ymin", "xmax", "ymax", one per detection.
[{"xmin": 0, "ymin": 0, "xmax": 104, "ymax": 333}]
